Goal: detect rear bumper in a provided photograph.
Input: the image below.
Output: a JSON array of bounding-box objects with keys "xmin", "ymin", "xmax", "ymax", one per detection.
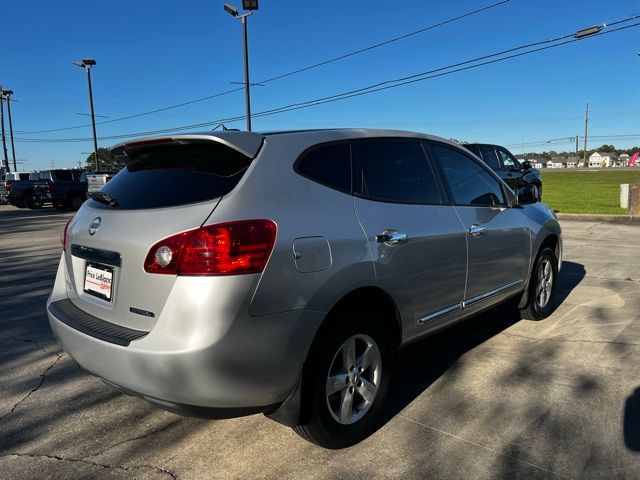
[{"xmin": 47, "ymin": 257, "xmax": 324, "ymax": 412}]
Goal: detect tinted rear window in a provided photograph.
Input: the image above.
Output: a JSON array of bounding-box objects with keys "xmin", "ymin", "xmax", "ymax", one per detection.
[
  {"xmin": 88, "ymin": 142, "xmax": 252, "ymax": 210},
  {"xmin": 53, "ymin": 170, "xmax": 75, "ymax": 181},
  {"xmin": 357, "ymin": 141, "xmax": 442, "ymax": 204},
  {"xmin": 295, "ymin": 143, "xmax": 351, "ymax": 193}
]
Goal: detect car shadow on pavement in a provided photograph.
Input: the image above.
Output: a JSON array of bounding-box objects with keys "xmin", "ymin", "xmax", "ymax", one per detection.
[
  {"xmin": 624, "ymin": 387, "xmax": 640, "ymax": 451},
  {"xmin": 383, "ymin": 260, "xmax": 586, "ymax": 426}
]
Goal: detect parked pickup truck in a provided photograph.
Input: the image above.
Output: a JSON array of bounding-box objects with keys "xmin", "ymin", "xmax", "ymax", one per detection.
[
  {"xmin": 1, "ymin": 172, "xmax": 30, "ymax": 204},
  {"xmin": 8, "ymin": 169, "xmax": 86, "ymax": 209}
]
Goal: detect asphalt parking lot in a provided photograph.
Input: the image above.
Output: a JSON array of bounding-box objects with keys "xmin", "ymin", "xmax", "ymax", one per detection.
[{"xmin": 1, "ymin": 205, "xmax": 640, "ymax": 479}]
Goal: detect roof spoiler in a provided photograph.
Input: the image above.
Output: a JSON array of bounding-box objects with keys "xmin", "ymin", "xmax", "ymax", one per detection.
[{"xmin": 111, "ymin": 131, "xmax": 264, "ymax": 159}]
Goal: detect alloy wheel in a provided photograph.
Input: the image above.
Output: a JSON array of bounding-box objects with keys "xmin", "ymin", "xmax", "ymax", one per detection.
[{"xmin": 325, "ymin": 333, "xmax": 382, "ymax": 425}]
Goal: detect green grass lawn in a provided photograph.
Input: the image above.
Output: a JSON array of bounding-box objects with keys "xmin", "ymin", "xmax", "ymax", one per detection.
[{"xmin": 541, "ymin": 170, "xmax": 640, "ymax": 215}]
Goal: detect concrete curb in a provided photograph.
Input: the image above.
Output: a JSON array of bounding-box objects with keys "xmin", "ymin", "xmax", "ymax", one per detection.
[{"xmin": 556, "ymin": 213, "xmax": 640, "ymax": 224}]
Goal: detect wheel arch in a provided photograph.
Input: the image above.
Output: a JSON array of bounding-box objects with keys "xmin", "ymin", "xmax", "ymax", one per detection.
[
  {"xmin": 266, "ymin": 285, "xmax": 402, "ymax": 427},
  {"xmin": 519, "ymin": 231, "xmax": 562, "ymax": 309}
]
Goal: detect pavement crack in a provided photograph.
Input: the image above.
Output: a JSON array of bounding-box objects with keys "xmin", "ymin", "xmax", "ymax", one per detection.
[
  {"xmin": 0, "ymin": 354, "xmax": 65, "ymax": 423},
  {"xmin": 398, "ymin": 416, "xmax": 574, "ymax": 479},
  {"xmin": 500, "ymin": 332, "xmax": 640, "ymax": 347},
  {"xmin": 0, "ymin": 452, "xmax": 177, "ymax": 479},
  {"xmin": 10, "ymin": 336, "xmax": 47, "ymax": 353},
  {"xmin": 86, "ymin": 419, "xmax": 182, "ymax": 459}
]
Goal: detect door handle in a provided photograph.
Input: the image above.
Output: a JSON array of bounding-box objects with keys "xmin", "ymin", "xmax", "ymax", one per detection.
[
  {"xmin": 376, "ymin": 230, "xmax": 408, "ymax": 245},
  {"xmin": 468, "ymin": 224, "xmax": 486, "ymax": 237}
]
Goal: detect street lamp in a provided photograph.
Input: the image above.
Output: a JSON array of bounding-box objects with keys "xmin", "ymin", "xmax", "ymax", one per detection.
[
  {"xmin": 224, "ymin": 1, "xmax": 259, "ymax": 132},
  {"xmin": 1, "ymin": 89, "xmax": 17, "ymax": 172},
  {"xmin": 74, "ymin": 58, "xmax": 99, "ymax": 170}
]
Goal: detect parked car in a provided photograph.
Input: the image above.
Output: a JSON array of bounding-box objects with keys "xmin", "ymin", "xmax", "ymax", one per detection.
[
  {"xmin": 463, "ymin": 143, "xmax": 543, "ymax": 198},
  {"xmin": 48, "ymin": 129, "xmax": 562, "ymax": 448},
  {"xmin": 81, "ymin": 171, "xmax": 117, "ymax": 197},
  {"xmin": 8, "ymin": 169, "xmax": 86, "ymax": 209},
  {"xmin": 0, "ymin": 172, "xmax": 30, "ymax": 204}
]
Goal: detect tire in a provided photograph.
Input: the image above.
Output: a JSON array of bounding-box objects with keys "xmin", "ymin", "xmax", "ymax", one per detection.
[
  {"xmin": 520, "ymin": 247, "xmax": 558, "ymax": 321},
  {"xmin": 26, "ymin": 194, "xmax": 42, "ymax": 209},
  {"xmin": 293, "ymin": 310, "xmax": 393, "ymax": 449},
  {"xmin": 70, "ymin": 196, "xmax": 85, "ymax": 210}
]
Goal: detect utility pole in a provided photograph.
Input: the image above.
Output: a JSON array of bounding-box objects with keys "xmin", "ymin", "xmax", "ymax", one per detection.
[
  {"xmin": 241, "ymin": 14, "xmax": 252, "ymax": 132},
  {"xmin": 0, "ymin": 93, "xmax": 9, "ymax": 173},
  {"xmin": 575, "ymin": 135, "xmax": 579, "ymax": 160},
  {"xmin": 583, "ymin": 103, "xmax": 589, "ymax": 168},
  {"xmin": 1, "ymin": 90, "xmax": 17, "ymax": 172}
]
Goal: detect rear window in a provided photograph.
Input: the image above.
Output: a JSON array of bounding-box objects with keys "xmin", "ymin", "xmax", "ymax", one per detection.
[
  {"xmin": 88, "ymin": 142, "xmax": 252, "ymax": 210},
  {"xmin": 52, "ymin": 170, "xmax": 75, "ymax": 181}
]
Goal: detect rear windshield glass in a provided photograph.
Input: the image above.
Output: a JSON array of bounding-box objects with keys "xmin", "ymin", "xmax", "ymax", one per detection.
[
  {"xmin": 53, "ymin": 170, "xmax": 75, "ymax": 181},
  {"xmin": 88, "ymin": 142, "xmax": 252, "ymax": 210}
]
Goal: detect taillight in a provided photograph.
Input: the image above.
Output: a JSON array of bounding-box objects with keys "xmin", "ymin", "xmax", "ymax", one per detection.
[
  {"xmin": 46, "ymin": 183, "xmax": 52, "ymax": 193},
  {"xmin": 5, "ymin": 180, "xmax": 11, "ymax": 193},
  {"xmin": 61, "ymin": 219, "xmax": 72, "ymax": 251},
  {"xmin": 144, "ymin": 220, "xmax": 277, "ymax": 276}
]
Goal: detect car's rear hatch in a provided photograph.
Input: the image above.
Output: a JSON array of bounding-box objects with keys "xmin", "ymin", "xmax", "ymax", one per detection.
[{"xmin": 63, "ymin": 132, "xmax": 263, "ymax": 331}]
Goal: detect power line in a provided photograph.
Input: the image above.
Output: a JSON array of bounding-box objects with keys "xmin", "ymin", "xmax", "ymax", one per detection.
[
  {"xmin": 14, "ymin": 15, "xmax": 640, "ymax": 144},
  {"xmin": 15, "ymin": 0, "xmax": 510, "ymax": 135}
]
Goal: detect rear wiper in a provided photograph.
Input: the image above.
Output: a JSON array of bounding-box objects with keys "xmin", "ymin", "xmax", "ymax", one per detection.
[{"xmin": 89, "ymin": 191, "xmax": 119, "ymax": 208}]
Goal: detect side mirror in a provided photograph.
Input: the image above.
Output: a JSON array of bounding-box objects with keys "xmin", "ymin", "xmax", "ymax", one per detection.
[
  {"xmin": 522, "ymin": 160, "xmax": 532, "ymax": 170},
  {"xmin": 515, "ymin": 184, "xmax": 539, "ymax": 205}
]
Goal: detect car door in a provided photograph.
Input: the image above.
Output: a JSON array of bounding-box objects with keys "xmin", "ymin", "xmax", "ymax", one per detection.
[
  {"xmin": 426, "ymin": 141, "xmax": 531, "ymax": 318},
  {"xmin": 352, "ymin": 139, "xmax": 467, "ymax": 342}
]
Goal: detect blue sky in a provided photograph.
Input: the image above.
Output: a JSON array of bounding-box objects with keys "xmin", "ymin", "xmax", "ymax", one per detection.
[{"xmin": 2, "ymin": 0, "xmax": 639, "ymax": 170}]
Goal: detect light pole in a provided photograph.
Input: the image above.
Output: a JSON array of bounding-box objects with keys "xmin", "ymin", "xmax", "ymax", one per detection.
[
  {"xmin": 0, "ymin": 87, "xmax": 9, "ymax": 173},
  {"xmin": 74, "ymin": 58, "xmax": 99, "ymax": 170},
  {"xmin": 1, "ymin": 89, "xmax": 17, "ymax": 172},
  {"xmin": 224, "ymin": 1, "xmax": 259, "ymax": 132}
]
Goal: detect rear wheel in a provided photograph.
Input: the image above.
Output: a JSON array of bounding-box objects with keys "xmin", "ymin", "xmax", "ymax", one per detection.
[
  {"xmin": 70, "ymin": 196, "xmax": 85, "ymax": 210},
  {"xmin": 26, "ymin": 194, "xmax": 42, "ymax": 209},
  {"xmin": 293, "ymin": 311, "xmax": 392, "ymax": 449},
  {"xmin": 520, "ymin": 247, "xmax": 558, "ymax": 320}
]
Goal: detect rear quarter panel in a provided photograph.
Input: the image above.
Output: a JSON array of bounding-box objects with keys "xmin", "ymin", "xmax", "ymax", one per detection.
[{"xmin": 202, "ymin": 134, "xmax": 376, "ymax": 319}]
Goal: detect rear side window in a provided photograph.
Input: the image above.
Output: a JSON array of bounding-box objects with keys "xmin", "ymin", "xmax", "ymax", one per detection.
[
  {"xmin": 430, "ymin": 143, "xmax": 505, "ymax": 207},
  {"xmin": 477, "ymin": 146, "xmax": 500, "ymax": 170},
  {"xmin": 295, "ymin": 143, "xmax": 351, "ymax": 193},
  {"xmin": 356, "ymin": 141, "xmax": 442, "ymax": 204},
  {"xmin": 89, "ymin": 142, "xmax": 252, "ymax": 210}
]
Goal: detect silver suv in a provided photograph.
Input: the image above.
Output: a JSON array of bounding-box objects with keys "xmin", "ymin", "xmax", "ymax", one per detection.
[{"xmin": 47, "ymin": 129, "xmax": 562, "ymax": 448}]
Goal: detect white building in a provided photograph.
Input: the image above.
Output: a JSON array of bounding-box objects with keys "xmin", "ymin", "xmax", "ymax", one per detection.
[{"xmin": 589, "ymin": 152, "xmax": 617, "ymax": 168}]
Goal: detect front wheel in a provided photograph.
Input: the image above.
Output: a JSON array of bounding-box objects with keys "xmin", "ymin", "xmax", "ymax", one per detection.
[
  {"xmin": 293, "ymin": 312, "xmax": 392, "ymax": 449},
  {"xmin": 520, "ymin": 247, "xmax": 558, "ymax": 320}
]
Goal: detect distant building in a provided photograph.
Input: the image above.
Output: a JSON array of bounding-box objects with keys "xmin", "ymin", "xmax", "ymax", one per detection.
[
  {"xmin": 533, "ymin": 161, "xmax": 544, "ymax": 169},
  {"xmin": 589, "ymin": 152, "xmax": 617, "ymax": 168},
  {"xmin": 618, "ymin": 154, "xmax": 630, "ymax": 167}
]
